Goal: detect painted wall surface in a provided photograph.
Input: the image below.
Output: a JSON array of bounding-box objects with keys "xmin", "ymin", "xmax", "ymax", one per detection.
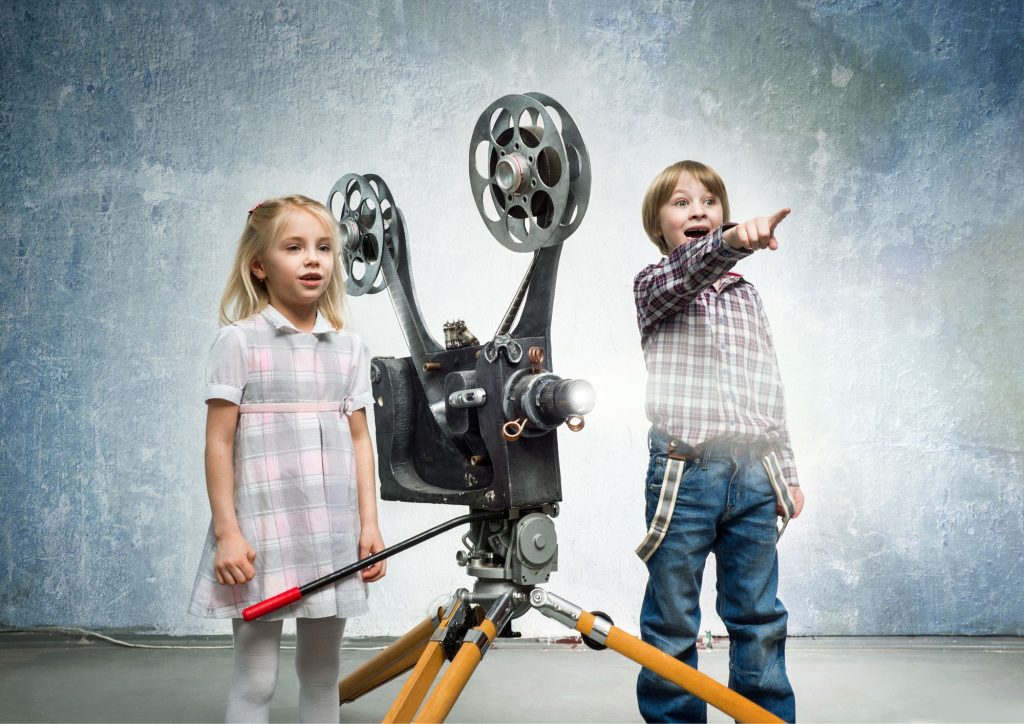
[{"xmin": 1, "ymin": 1, "xmax": 1021, "ymax": 638}]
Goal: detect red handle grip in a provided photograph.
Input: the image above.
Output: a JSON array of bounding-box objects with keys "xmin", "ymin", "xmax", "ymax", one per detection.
[{"xmin": 242, "ymin": 587, "xmax": 302, "ymax": 621}]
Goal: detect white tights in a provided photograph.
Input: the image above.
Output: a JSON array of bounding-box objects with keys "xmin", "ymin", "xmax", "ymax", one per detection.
[{"xmin": 226, "ymin": 617, "xmax": 346, "ymax": 724}]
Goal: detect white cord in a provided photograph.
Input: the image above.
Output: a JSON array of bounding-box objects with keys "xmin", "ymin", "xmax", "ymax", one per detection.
[{"xmin": 1, "ymin": 627, "xmax": 387, "ymax": 651}]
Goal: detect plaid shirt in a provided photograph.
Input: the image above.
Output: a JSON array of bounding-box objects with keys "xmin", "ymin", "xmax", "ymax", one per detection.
[{"xmin": 634, "ymin": 226, "xmax": 799, "ymax": 486}]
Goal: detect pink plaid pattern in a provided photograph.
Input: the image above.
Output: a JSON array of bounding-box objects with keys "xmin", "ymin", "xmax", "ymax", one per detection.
[
  {"xmin": 634, "ymin": 227, "xmax": 799, "ymax": 486},
  {"xmin": 189, "ymin": 305, "xmax": 375, "ymax": 620}
]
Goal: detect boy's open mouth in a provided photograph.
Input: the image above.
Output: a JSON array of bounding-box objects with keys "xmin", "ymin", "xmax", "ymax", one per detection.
[{"xmin": 684, "ymin": 226, "xmax": 709, "ymax": 239}]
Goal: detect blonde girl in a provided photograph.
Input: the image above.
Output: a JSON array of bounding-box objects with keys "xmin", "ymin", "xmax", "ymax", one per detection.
[{"xmin": 189, "ymin": 195, "xmax": 386, "ymax": 723}]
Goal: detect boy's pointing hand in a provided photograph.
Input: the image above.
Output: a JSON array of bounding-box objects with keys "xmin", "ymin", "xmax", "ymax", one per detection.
[{"xmin": 724, "ymin": 208, "xmax": 790, "ymax": 252}]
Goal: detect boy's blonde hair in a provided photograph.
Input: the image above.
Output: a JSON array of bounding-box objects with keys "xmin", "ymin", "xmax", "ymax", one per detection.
[
  {"xmin": 219, "ymin": 194, "xmax": 345, "ymax": 329},
  {"xmin": 641, "ymin": 160, "xmax": 731, "ymax": 256}
]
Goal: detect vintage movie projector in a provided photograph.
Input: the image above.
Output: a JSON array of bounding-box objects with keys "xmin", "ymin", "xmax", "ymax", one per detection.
[{"xmin": 243, "ymin": 94, "xmax": 780, "ymax": 724}]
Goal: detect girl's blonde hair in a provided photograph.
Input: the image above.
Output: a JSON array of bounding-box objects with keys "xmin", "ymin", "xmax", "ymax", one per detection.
[
  {"xmin": 219, "ymin": 195, "xmax": 345, "ymax": 329},
  {"xmin": 641, "ymin": 160, "xmax": 731, "ymax": 256}
]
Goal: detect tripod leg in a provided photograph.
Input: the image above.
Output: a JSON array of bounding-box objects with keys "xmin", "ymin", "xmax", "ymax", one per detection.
[
  {"xmin": 530, "ymin": 589, "xmax": 783, "ymax": 724},
  {"xmin": 339, "ymin": 615, "xmax": 438, "ymax": 704},
  {"xmin": 383, "ymin": 593, "xmax": 471, "ymax": 723},
  {"xmin": 413, "ymin": 591, "xmax": 516, "ymax": 724}
]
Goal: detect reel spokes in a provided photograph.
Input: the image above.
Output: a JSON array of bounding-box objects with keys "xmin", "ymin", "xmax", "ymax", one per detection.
[
  {"xmin": 469, "ymin": 93, "xmax": 590, "ymax": 252},
  {"xmin": 328, "ymin": 172, "xmax": 406, "ymax": 296},
  {"xmin": 523, "ymin": 92, "xmax": 590, "ymax": 241}
]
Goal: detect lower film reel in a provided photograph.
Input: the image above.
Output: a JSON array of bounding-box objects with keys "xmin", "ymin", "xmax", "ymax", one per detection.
[
  {"xmin": 469, "ymin": 93, "xmax": 591, "ymax": 253},
  {"xmin": 327, "ymin": 173, "xmax": 406, "ymax": 296}
]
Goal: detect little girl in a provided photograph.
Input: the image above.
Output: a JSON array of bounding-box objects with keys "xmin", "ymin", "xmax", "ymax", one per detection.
[{"xmin": 189, "ymin": 195, "xmax": 386, "ymax": 723}]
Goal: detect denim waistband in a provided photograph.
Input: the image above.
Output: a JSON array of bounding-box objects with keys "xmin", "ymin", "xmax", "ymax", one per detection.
[{"xmin": 648, "ymin": 427, "xmax": 769, "ymax": 465}]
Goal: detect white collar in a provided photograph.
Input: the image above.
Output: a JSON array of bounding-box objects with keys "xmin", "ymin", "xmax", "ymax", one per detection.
[{"xmin": 261, "ymin": 305, "xmax": 338, "ymax": 335}]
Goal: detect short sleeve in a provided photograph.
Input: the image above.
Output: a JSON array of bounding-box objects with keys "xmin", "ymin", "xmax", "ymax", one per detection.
[
  {"xmin": 205, "ymin": 325, "xmax": 248, "ymax": 404},
  {"xmin": 343, "ymin": 335, "xmax": 375, "ymax": 416}
]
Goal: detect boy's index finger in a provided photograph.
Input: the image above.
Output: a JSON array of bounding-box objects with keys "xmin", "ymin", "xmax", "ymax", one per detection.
[{"xmin": 769, "ymin": 207, "xmax": 791, "ymax": 229}]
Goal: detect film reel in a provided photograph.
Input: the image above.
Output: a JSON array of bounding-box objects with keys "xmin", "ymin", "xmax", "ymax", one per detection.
[
  {"xmin": 469, "ymin": 93, "xmax": 591, "ymax": 252},
  {"xmin": 327, "ymin": 173, "xmax": 406, "ymax": 296}
]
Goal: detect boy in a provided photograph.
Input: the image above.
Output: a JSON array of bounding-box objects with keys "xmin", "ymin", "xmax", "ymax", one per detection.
[{"xmin": 633, "ymin": 160, "xmax": 804, "ymax": 722}]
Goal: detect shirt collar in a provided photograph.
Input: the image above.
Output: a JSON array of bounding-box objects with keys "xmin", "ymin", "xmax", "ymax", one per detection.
[
  {"xmin": 713, "ymin": 272, "xmax": 744, "ymax": 293},
  {"xmin": 261, "ymin": 305, "xmax": 338, "ymax": 335}
]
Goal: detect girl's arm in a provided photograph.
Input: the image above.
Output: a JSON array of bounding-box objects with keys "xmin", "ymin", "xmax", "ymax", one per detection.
[
  {"xmin": 350, "ymin": 408, "xmax": 386, "ymax": 582},
  {"xmin": 205, "ymin": 399, "xmax": 256, "ymax": 585}
]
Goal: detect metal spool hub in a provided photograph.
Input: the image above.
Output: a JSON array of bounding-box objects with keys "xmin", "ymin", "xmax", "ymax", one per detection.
[
  {"xmin": 328, "ymin": 172, "xmax": 406, "ymax": 296},
  {"xmin": 469, "ymin": 93, "xmax": 591, "ymax": 252}
]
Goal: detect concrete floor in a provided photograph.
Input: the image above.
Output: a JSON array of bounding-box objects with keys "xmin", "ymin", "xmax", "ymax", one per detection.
[{"xmin": 1, "ymin": 632, "xmax": 1022, "ymax": 722}]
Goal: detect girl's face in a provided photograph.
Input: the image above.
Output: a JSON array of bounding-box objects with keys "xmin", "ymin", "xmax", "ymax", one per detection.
[
  {"xmin": 655, "ymin": 172, "xmax": 725, "ymax": 252},
  {"xmin": 252, "ymin": 208, "xmax": 335, "ymax": 313}
]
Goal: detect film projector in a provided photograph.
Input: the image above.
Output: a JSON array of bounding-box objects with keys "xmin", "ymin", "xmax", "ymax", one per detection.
[{"xmin": 243, "ymin": 94, "xmax": 780, "ymax": 723}]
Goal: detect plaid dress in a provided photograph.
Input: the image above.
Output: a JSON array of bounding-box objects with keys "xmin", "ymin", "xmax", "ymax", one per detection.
[{"xmin": 189, "ymin": 306, "xmax": 374, "ymax": 620}]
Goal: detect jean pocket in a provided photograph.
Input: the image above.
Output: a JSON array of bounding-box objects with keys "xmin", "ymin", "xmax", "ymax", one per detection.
[{"xmin": 645, "ymin": 454, "xmax": 668, "ymax": 492}]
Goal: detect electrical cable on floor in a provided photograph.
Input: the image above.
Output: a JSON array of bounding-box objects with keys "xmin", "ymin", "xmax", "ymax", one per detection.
[{"xmin": 0, "ymin": 627, "xmax": 387, "ymax": 651}]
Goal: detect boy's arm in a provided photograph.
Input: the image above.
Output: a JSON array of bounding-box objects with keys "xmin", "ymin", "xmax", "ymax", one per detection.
[
  {"xmin": 350, "ymin": 408, "xmax": 386, "ymax": 582},
  {"xmin": 776, "ymin": 435, "xmax": 800, "ymax": 489},
  {"xmin": 775, "ymin": 434, "xmax": 804, "ymax": 518},
  {"xmin": 722, "ymin": 208, "xmax": 790, "ymax": 252},
  {"xmin": 776, "ymin": 429, "xmax": 804, "ymax": 517},
  {"xmin": 635, "ymin": 209, "xmax": 792, "ymax": 338},
  {"xmin": 634, "ymin": 225, "xmax": 750, "ymax": 339},
  {"xmin": 755, "ymin": 293, "xmax": 805, "ymax": 519}
]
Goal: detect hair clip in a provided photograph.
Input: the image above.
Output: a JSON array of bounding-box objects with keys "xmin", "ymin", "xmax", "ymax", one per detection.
[{"xmin": 248, "ymin": 200, "xmax": 264, "ymax": 215}]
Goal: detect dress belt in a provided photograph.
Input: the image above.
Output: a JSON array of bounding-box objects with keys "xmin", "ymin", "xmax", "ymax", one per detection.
[{"xmin": 239, "ymin": 402, "xmax": 343, "ymax": 413}]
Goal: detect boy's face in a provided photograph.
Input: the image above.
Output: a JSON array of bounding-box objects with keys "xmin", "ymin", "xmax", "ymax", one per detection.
[{"xmin": 655, "ymin": 172, "xmax": 724, "ymax": 252}]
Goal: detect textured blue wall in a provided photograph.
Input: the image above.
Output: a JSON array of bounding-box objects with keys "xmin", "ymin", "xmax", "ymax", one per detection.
[{"xmin": 1, "ymin": 1, "xmax": 1021, "ymax": 636}]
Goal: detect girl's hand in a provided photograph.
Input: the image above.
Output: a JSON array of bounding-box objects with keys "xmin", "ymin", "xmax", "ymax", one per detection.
[
  {"xmin": 723, "ymin": 208, "xmax": 790, "ymax": 251},
  {"xmin": 214, "ymin": 531, "xmax": 256, "ymax": 585},
  {"xmin": 359, "ymin": 526, "xmax": 387, "ymax": 582}
]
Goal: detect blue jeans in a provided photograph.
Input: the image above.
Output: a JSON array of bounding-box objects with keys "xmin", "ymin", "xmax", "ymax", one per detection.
[{"xmin": 637, "ymin": 431, "xmax": 795, "ymax": 723}]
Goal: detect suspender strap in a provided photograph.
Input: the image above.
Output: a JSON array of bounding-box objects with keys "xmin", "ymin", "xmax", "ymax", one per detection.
[
  {"xmin": 635, "ymin": 441, "xmax": 795, "ymax": 560},
  {"xmin": 635, "ymin": 457, "xmax": 686, "ymax": 563},
  {"xmin": 762, "ymin": 450, "xmax": 795, "ymax": 539}
]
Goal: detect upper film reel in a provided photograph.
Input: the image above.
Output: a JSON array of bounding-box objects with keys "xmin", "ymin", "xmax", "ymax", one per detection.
[
  {"xmin": 469, "ymin": 93, "xmax": 591, "ymax": 252},
  {"xmin": 327, "ymin": 173, "xmax": 406, "ymax": 296}
]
